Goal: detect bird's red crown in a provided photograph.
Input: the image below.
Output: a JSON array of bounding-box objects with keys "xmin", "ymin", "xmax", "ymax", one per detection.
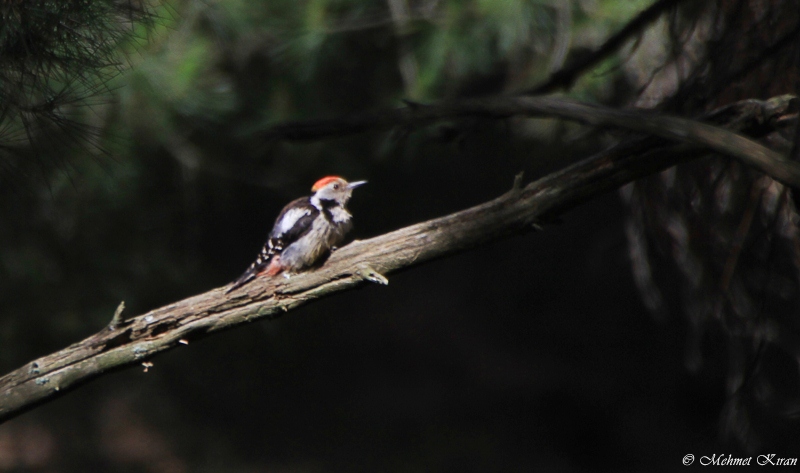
[{"xmin": 311, "ymin": 176, "xmax": 344, "ymax": 192}]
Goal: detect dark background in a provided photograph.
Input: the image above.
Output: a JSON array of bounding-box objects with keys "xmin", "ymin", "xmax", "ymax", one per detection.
[{"xmin": 1, "ymin": 1, "xmax": 799, "ymax": 471}]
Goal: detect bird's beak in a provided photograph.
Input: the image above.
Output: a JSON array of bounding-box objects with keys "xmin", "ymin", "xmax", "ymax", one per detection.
[{"xmin": 347, "ymin": 180, "xmax": 367, "ymax": 189}]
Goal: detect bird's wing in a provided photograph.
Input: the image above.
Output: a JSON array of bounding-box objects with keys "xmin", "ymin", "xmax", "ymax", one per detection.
[
  {"xmin": 269, "ymin": 197, "xmax": 319, "ymax": 249},
  {"xmin": 226, "ymin": 197, "xmax": 319, "ymax": 292}
]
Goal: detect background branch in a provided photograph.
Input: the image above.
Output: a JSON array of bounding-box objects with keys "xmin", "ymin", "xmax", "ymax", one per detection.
[
  {"xmin": 526, "ymin": 0, "xmax": 687, "ymax": 94},
  {"xmin": 0, "ymin": 95, "xmax": 794, "ymax": 425},
  {"xmin": 263, "ymin": 95, "xmax": 800, "ymax": 187}
]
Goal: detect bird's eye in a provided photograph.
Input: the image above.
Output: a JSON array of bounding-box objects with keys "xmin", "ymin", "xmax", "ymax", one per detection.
[{"xmin": 333, "ymin": 184, "xmax": 340, "ymax": 190}]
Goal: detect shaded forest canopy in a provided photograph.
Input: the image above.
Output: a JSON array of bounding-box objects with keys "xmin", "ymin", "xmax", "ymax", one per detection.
[{"xmin": 1, "ymin": 0, "xmax": 800, "ymax": 471}]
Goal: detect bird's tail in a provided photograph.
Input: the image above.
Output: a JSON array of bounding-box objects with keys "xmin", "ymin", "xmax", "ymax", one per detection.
[
  {"xmin": 225, "ymin": 245, "xmax": 276, "ymax": 293},
  {"xmin": 225, "ymin": 264, "xmax": 261, "ymax": 293}
]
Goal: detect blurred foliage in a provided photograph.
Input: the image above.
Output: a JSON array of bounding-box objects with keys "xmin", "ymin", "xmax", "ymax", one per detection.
[{"xmin": 0, "ymin": 0, "xmax": 158, "ymax": 187}]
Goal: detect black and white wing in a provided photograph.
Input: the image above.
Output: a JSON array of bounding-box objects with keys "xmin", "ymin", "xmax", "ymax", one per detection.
[
  {"xmin": 226, "ymin": 197, "xmax": 319, "ymax": 292},
  {"xmin": 268, "ymin": 197, "xmax": 319, "ymax": 249}
]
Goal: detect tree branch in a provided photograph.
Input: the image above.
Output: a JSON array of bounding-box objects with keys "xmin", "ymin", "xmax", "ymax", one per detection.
[
  {"xmin": 0, "ymin": 95, "xmax": 795, "ymax": 424},
  {"xmin": 526, "ymin": 0, "xmax": 688, "ymax": 95},
  {"xmin": 264, "ymin": 95, "xmax": 800, "ymax": 188}
]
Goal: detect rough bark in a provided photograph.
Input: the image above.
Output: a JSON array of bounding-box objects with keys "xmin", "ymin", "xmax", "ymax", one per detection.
[{"xmin": 0, "ymin": 95, "xmax": 795, "ymax": 424}]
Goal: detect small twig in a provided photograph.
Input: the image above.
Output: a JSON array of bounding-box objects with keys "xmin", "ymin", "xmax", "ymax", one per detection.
[
  {"xmin": 356, "ymin": 265, "xmax": 389, "ymax": 285},
  {"xmin": 511, "ymin": 172, "xmax": 524, "ymax": 192},
  {"xmin": 108, "ymin": 301, "xmax": 126, "ymax": 330},
  {"xmin": 401, "ymin": 98, "xmax": 427, "ymax": 110},
  {"xmin": 719, "ymin": 178, "xmax": 766, "ymax": 292}
]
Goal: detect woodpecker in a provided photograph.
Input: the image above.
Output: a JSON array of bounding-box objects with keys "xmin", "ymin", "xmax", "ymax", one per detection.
[{"xmin": 226, "ymin": 176, "xmax": 366, "ymax": 292}]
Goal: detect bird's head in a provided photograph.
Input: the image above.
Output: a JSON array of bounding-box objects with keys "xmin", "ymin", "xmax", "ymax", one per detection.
[{"xmin": 311, "ymin": 176, "xmax": 366, "ymax": 206}]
